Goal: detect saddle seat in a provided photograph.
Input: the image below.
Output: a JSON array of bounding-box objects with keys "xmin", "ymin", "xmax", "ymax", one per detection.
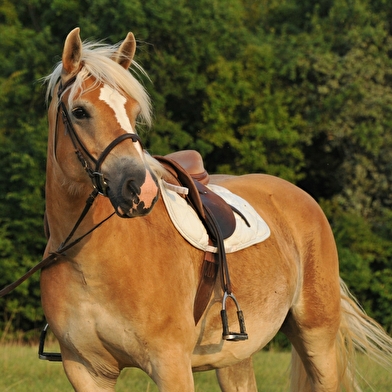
[{"xmin": 164, "ymin": 150, "xmax": 209, "ymax": 185}]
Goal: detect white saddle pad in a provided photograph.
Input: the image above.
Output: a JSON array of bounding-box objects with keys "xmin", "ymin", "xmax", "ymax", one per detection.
[{"xmin": 159, "ymin": 180, "xmax": 270, "ymax": 253}]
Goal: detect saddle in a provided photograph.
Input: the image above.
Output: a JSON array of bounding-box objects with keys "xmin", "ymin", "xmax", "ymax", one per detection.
[
  {"xmin": 156, "ymin": 151, "xmax": 236, "ymax": 238},
  {"xmin": 154, "ymin": 150, "xmax": 248, "ymax": 341}
]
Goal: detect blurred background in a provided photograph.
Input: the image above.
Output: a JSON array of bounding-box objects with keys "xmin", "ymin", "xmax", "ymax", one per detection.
[{"xmin": 1, "ymin": 0, "xmax": 392, "ymax": 343}]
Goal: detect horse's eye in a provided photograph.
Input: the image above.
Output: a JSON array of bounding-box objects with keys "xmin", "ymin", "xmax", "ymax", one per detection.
[{"xmin": 72, "ymin": 107, "xmax": 88, "ymax": 119}]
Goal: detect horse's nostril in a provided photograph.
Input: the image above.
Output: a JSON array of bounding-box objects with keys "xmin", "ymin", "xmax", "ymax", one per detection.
[{"xmin": 123, "ymin": 179, "xmax": 140, "ymax": 203}]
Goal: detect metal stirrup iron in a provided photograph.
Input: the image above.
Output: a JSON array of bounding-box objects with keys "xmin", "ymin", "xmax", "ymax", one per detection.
[
  {"xmin": 38, "ymin": 324, "xmax": 62, "ymax": 361},
  {"xmin": 220, "ymin": 291, "xmax": 248, "ymax": 341}
]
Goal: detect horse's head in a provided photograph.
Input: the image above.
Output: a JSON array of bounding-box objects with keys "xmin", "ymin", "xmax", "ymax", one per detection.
[{"xmin": 46, "ymin": 28, "xmax": 159, "ymax": 218}]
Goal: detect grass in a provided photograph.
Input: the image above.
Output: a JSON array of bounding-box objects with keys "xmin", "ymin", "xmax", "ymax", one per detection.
[{"xmin": 1, "ymin": 344, "xmax": 391, "ymax": 391}]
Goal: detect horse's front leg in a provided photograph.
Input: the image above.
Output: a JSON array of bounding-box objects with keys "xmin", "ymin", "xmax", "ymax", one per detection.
[
  {"xmin": 149, "ymin": 349, "xmax": 195, "ymax": 392},
  {"xmin": 61, "ymin": 345, "xmax": 119, "ymax": 392},
  {"xmin": 216, "ymin": 357, "xmax": 258, "ymax": 392}
]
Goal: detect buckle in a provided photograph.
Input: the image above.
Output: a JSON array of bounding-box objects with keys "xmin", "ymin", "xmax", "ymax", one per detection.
[{"xmin": 92, "ymin": 171, "xmax": 109, "ymax": 196}]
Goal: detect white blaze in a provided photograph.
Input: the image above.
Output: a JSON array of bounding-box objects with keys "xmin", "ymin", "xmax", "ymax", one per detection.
[
  {"xmin": 99, "ymin": 84, "xmax": 133, "ymax": 132},
  {"xmin": 99, "ymin": 84, "xmax": 143, "ymax": 157}
]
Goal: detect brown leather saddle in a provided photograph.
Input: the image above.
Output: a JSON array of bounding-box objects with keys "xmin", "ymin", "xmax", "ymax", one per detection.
[
  {"xmin": 154, "ymin": 151, "xmax": 248, "ymax": 341},
  {"xmin": 156, "ymin": 150, "xmax": 236, "ymax": 238}
]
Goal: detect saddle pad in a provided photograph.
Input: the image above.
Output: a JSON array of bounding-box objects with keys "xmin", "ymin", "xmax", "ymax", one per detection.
[{"xmin": 159, "ymin": 180, "xmax": 270, "ymax": 253}]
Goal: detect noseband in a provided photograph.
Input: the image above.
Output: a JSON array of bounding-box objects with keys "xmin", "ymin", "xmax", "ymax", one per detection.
[{"xmin": 57, "ymin": 76, "xmax": 143, "ymax": 196}]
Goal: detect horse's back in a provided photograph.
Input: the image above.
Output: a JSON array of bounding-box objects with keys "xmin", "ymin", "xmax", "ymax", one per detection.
[{"xmin": 210, "ymin": 173, "xmax": 328, "ymax": 231}]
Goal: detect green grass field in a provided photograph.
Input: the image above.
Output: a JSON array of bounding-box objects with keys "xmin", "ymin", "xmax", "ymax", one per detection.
[{"xmin": 1, "ymin": 344, "xmax": 391, "ymax": 391}]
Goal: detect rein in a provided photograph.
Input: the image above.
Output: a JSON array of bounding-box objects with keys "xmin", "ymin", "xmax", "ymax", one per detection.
[
  {"xmin": 0, "ymin": 75, "xmax": 135, "ymax": 297},
  {"xmin": 0, "ymin": 189, "xmax": 115, "ymax": 297}
]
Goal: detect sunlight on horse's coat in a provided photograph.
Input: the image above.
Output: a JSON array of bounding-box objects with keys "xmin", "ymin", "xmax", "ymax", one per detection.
[{"xmin": 39, "ymin": 27, "xmax": 392, "ymax": 392}]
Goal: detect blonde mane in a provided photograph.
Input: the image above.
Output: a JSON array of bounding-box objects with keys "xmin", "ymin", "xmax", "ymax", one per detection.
[
  {"xmin": 43, "ymin": 37, "xmax": 169, "ymax": 185},
  {"xmin": 43, "ymin": 39, "xmax": 152, "ymax": 129}
]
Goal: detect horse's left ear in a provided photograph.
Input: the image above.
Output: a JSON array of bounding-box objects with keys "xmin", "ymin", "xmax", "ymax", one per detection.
[
  {"xmin": 113, "ymin": 32, "xmax": 136, "ymax": 70},
  {"xmin": 62, "ymin": 27, "xmax": 82, "ymax": 75}
]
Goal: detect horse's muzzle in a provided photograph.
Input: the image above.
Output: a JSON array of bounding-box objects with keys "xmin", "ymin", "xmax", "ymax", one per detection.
[{"xmin": 107, "ymin": 166, "xmax": 159, "ymax": 218}]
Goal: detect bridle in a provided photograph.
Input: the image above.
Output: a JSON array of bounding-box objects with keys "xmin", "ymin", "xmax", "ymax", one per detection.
[
  {"xmin": 57, "ymin": 75, "xmax": 144, "ymax": 196},
  {"xmin": 0, "ymin": 74, "xmax": 145, "ymax": 297}
]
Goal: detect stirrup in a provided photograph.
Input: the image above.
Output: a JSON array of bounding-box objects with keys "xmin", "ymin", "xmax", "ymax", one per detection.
[
  {"xmin": 38, "ymin": 323, "xmax": 62, "ymax": 361},
  {"xmin": 220, "ymin": 291, "xmax": 248, "ymax": 341}
]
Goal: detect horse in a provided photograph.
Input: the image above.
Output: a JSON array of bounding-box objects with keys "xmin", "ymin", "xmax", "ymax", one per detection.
[{"xmin": 41, "ymin": 27, "xmax": 392, "ymax": 392}]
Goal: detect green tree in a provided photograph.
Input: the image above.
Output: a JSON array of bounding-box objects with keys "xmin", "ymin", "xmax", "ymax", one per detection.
[
  {"xmin": 1, "ymin": 0, "xmax": 392, "ymax": 337},
  {"xmin": 0, "ymin": 1, "xmax": 52, "ymax": 337},
  {"xmin": 240, "ymin": 0, "xmax": 392, "ymax": 329}
]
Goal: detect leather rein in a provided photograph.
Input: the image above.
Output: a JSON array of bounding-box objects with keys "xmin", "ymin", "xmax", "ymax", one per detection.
[{"xmin": 0, "ymin": 75, "xmax": 140, "ymax": 297}]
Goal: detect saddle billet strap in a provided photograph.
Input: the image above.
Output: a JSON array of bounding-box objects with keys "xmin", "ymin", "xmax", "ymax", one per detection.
[{"xmin": 193, "ymin": 248, "xmax": 218, "ymax": 325}]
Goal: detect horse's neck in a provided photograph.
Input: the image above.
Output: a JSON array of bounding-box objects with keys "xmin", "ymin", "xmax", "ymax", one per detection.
[
  {"xmin": 45, "ymin": 168, "xmax": 112, "ymax": 248},
  {"xmin": 44, "ymin": 174, "xmax": 165, "ymax": 254}
]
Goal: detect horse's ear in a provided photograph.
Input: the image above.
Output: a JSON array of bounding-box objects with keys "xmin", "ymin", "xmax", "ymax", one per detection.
[
  {"xmin": 113, "ymin": 32, "xmax": 136, "ymax": 70},
  {"xmin": 62, "ymin": 27, "xmax": 82, "ymax": 75}
]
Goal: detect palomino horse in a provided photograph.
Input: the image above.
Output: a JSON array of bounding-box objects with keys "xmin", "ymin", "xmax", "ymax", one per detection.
[{"xmin": 41, "ymin": 27, "xmax": 392, "ymax": 392}]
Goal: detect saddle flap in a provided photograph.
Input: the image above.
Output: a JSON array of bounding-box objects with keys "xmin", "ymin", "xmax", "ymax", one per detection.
[
  {"xmin": 194, "ymin": 181, "xmax": 236, "ymax": 240},
  {"xmin": 154, "ymin": 154, "xmax": 236, "ymax": 240}
]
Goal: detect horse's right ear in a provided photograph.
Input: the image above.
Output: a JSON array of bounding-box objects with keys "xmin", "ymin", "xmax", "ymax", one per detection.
[
  {"xmin": 112, "ymin": 32, "xmax": 136, "ymax": 70},
  {"xmin": 62, "ymin": 27, "xmax": 82, "ymax": 75}
]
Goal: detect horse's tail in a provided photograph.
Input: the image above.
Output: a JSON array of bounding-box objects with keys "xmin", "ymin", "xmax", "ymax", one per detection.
[
  {"xmin": 290, "ymin": 278, "xmax": 392, "ymax": 392},
  {"xmin": 337, "ymin": 278, "xmax": 392, "ymax": 391}
]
